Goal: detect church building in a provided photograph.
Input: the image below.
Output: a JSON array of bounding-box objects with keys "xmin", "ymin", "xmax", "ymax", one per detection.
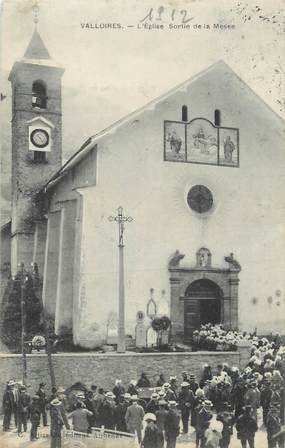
[{"xmin": 1, "ymin": 28, "xmax": 285, "ymax": 348}]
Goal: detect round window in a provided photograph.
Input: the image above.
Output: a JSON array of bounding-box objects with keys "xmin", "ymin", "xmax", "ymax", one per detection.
[{"xmin": 187, "ymin": 185, "xmax": 213, "ymax": 213}]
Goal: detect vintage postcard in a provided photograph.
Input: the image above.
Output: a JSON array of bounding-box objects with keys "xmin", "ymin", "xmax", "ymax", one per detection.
[{"xmin": 0, "ymin": 0, "xmax": 284, "ymax": 447}]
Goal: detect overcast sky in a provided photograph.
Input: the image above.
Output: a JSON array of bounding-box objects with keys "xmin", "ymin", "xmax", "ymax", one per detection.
[{"xmin": 0, "ymin": 0, "xmax": 284, "ymax": 160}]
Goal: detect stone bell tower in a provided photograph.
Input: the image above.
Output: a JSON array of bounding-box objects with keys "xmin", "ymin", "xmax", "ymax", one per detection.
[{"xmin": 8, "ymin": 15, "xmax": 65, "ymax": 274}]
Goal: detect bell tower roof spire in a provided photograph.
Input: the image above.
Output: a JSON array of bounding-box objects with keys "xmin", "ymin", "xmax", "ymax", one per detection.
[
  {"xmin": 24, "ymin": 29, "xmax": 50, "ymax": 60},
  {"xmin": 24, "ymin": 1, "xmax": 50, "ymax": 60}
]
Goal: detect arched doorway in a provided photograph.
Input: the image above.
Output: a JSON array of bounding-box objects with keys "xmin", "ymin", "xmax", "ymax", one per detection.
[{"xmin": 184, "ymin": 279, "xmax": 223, "ymax": 342}]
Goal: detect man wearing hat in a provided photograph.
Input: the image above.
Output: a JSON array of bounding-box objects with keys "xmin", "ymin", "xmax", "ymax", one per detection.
[
  {"xmin": 2, "ymin": 380, "xmax": 16, "ymax": 431},
  {"xmin": 164, "ymin": 383, "xmax": 176, "ymax": 402},
  {"xmin": 235, "ymin": 405, "xmax": 258, "ymax": 448},
  {"xmin": 266, "ymin": 406, "xmax": 281, "ymax": 448},
  {"xmin": 164, "ymin": 401, "xmax": 180, "ymax": 448},
  {"xmin": 37, "ymin": 382, "xmax": 48, "ymax": 426},
  {"xmin": 189, "ymin": 374, "xmax": 199, "ymax": 394},
  {"xmin": 216, "ymin": 403, "xmax": 234, "ymax": 448},
  {"xmin": 50, "ymin": 397, "xmax": 70, "ymax": 448},
  {"xmin": 17, "ymin": 385, "xmax": 31, "ymax": 436},
  {"xmin": 155, "ymin": 400, "xmax": 168, "ymax": 448},
  {"xmin": 244, "ymin": 380, "xmax": 260, "ymax": 421},
  {"xmin": 113, "ymin": 379, "xmax": 126, "ymax": 405},
  {"xmin": 146, "ymin": 392, "xmax": 159, "ymax": 414},
  {"xmin": 68, "ymin": 401, "xmax": 93, "ymax": 433},
  {"xmin": 178, "ymin": 382, "xmax": 194, "ymax": 434},
  {"xmin": 114, "ymin": 394, "xmax": 130, "ymax": 432},
  {"xmin": 260, "ymin": 377, "xmax": 273, "ymax": 426},
  {"xmin": 196, "ymin": 400, "xmax": 213, "ymax": 448},
  {"xmin": 30, "ymin": 395, "xmax": 41, "ymax": 441},
  {"xmin": 142, "ymin": 413, "xmax": 159, "ymax": 448},
  {"xmin": 100, "ymin": 391, "xmax": 116, "ymax": 429},
  {"xmin": 125, "ymin": 395, "xmax": 145, "ymax": 444}
]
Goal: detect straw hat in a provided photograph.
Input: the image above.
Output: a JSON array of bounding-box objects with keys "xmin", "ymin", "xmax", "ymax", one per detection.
[
  {"xmin": 144, "ymin": 413, "xmax": 156, "ymax": 422},
  {"xmin": 181, "ymin": 382, "xmax": 190, "ymax": 388},
  {"xmin": 105, "ymin": 391, "xmax": 115, "ymax": 399},
  {"xmin": 51, "ymin": 398, "xmax": 62, "ymax": 406},
  {"xmin": 151, "ymin": 393, "xmax": 159, "ymax": 399},
  {"xmin": 131, "ymin": 395, "xmax": 139, "ymax": 401},
  {"xmin": 168, "ymin": 401, "xmax": 178, "ymax": 407}
]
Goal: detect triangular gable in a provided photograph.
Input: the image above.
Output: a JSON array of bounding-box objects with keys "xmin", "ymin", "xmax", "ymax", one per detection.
[{"xmin": 24, "ymin": 29, "xmax": 50, "ymax": 60}]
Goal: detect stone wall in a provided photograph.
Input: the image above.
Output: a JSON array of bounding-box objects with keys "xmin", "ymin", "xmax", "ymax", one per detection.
[{"xmin": 0, "ymin": 350, "xmax": 247, "ymax": 413}]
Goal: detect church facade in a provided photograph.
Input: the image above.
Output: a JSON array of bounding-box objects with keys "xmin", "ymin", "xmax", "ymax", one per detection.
[{"xmin": 1, "ymin": 29, "xmax": 285, "ymax": 347}]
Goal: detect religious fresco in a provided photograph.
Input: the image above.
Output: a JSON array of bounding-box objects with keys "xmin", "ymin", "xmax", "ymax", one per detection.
[
  {"xmin": 187, "ymin": 119, "xmax": 218, "ymax": 165},
  {"xmin": 164, "ymin": 118, "xmax": 239, "ymax": 167},
  {"xmin": 164, "ymin": 121, "xmax": 186, "ymax": 162},
  {"xmin": 219, "ymin": 127, "xmax": 239, "ymax": 167}
]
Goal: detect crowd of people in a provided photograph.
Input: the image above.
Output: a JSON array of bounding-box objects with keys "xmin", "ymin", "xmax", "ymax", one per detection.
[{"xmin": 2, "ymin": 331, "xmax": 285, "ymax": 448}]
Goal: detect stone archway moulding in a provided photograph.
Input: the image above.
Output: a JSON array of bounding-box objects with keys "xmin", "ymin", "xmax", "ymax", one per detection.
[{"xmin": 168, "ymin": 249, "xmax": 241, "ymax": 343}]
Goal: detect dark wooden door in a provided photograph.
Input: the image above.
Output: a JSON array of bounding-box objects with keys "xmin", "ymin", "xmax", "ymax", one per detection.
[{"xmin": 184, "ymin": 299, "xmax": 200, "ymax": 343}]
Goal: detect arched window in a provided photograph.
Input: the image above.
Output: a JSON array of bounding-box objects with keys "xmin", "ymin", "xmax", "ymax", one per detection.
[
  {"xmin": 182, "ymin": 105, "xmax": 188, "ymax": 122},
  {"xmin": 32, "ymin": 80, "xmax": 47, "ymax": 109},
  {"xmin": 214, "ymin": 109, "xmax": 221, "ymax": 126}
]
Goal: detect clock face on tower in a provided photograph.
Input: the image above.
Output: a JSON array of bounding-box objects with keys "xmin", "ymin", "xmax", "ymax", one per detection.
[{"xmin": 30, "ymin": 128, "xmax": 49, "ymax": 148}]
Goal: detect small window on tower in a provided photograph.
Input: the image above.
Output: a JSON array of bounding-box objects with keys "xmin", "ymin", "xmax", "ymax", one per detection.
[
  {"xmin": 32, "ymin": 81, "xmax": 47, "ymax": 109},
  {"xmin": 33, "ymin": 151, "xmax": 46, "ymax": 163}
]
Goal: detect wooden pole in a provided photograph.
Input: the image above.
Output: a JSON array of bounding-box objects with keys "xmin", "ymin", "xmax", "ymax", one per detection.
[{"xmin": 20, "ymin": 264, "xmax": 27, "ymax": 385}]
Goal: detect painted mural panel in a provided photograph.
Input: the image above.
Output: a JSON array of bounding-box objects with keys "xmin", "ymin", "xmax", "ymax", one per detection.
[
  {"xmin": 186, "ymin": 119, "xmax": 218, "ymax": 165},
  {"xmin": 219, "ymin": 128, "xmax": 239, "ymax": 167},
  {"xmin": 164, "ymin": 121, "xmax": 186, "ymax": 162},
  {"xmin": 164, "ymin": 119, "xmax": 239, "ymax": 168}
]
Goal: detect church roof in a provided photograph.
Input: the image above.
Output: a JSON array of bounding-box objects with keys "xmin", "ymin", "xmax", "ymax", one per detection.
[
  {"xmin": 43, "ymin": 60, "xmax": 285, "ymax": 192},
  {"xmin": 24, "ymin": 29, "xmax": 50, "ymax": 60}
]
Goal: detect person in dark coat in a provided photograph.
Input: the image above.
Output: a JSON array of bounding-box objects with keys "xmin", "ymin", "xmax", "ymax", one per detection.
[
  {"xmin": 164, "ymin": 401, "xmax": 180, "ymax": 448},
  {"xmin": 155, "ymin": 400, "xmax": 168, "ymax": 448},
  {"xmin": 196, "ymin": 400, "xmax": 213, "ymax": 448},
  {"xmin": 142, "ymin": 413, "xmax": 160, "ymax": 448},
  {"xmin": 216, "ymin": 402, "xmax": 234, "ymax": 448},
  {"xmin": 37, "ymin": 382, "xmax": 47, "ymax": 426},
  {"xmin": 189, "ymin": 374, "xmax": 199, "ymax": 395},
  {"xmin": 200, "ymin": 365, "xmax": 213, "ymax": 388},
  {"xmin": 84, "ymin": 390, "xmax": 97, "ymax": 431},
  {"xmin": 48, "ymin": 387, "xmax": 58, "ymax": 403},
  {"xmin": 164, "ymin": 383, "xmax": 177, "ymax": 402},
  {"xmin": 182, "ymin": 371, "xmax": 190, "ymax": 383},
  {"xmin": 127, "ymin": 381, "xmax": 139, "ymax": 396},
  {"xmin": 191, "ymin": 388, "xmax": 205, "ymax": 429},
  {"xmin": 114, "ymin": 395, "xmax": 129, "ymax": 432},
  {"xmin": 260, "ymin": 379, "xmax": 273, "ymax": 426},
  {"xmin": 50, "ymin": 398, "xmax": 70, "ymax": 448},
  {"xmin": 137, "ymin": 372, "xmax": 151, "ymax": 388},
  {"xmin": 178, "ymin": 382, "xmax": 194, "ymax": 434},
  {"xmin": 17, "ymin": 385, "xmax": 31, "ymax": 435},
  {"xmin": 100, "ymin": 392, "xmax": 116, "ymax": 429},
  {"xmin": 266, "ymin": 406, "xmax": 281, "ymax": 448},
  {"xmin": 157, "ymin": 374, "xmax": 166, "ymax": 387},
  {"xmin": 235, "ymin": 405, "xmax": 258, "ymax": 448},
  {"xmin": 30, "ymin": 395, "xmax": 41, "ymax": 441},
  {"xmin": 113, "ymin": 379, "xmax": 125, "ymax": 404},
  {"xmin": 2, "ymin": 381, "xmax": 15, "ymax": 431},
  {"xmin": 146, "ymin": 393, "xmax": 159, "ymax": 414}
]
